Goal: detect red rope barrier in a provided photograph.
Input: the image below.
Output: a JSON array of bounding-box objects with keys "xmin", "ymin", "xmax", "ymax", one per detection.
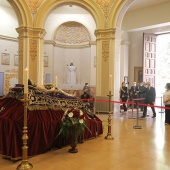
[{"xmin": 85, "ymin": 98, "xmax": 169, "ymax": 110}]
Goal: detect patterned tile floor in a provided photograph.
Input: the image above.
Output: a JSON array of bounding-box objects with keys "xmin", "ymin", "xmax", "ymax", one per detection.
[{"xmin": 0, "ymin": 108, "xmax": 170, "ymax": 170}]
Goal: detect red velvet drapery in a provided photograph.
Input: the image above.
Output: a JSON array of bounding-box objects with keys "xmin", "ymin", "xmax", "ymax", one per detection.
[{"xmin": 0, "ymin": 98, "xmax": 103, "ymax": 160}]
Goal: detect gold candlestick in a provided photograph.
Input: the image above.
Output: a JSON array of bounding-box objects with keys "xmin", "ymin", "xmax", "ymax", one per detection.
[
  {"xmin": 105, "ymin": 91, "xmax": 114, "ymax": 140},
  {"xmin": 17, "ymin": 94, "xmax": 33, "ymax": 170}
]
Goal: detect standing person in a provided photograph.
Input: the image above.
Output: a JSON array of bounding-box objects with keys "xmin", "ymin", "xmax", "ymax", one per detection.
[
  {"xmin": 138, "ymin": 82, "xmax": 146, "ymax": 111},
  {"xmin": 120, "ymin": 81, "xmax": 128, "ymax": 115},
  {"xmin": 67, "ymin": 62, "xmax": 77, "ymax": 84},
  {"xmin": 140, "ymin": 82, "xmax": 156, "ymax": 118},
  {"xmin": 83, "ymin": 83, "xmax": 90, "ymax": 96},
  {"xmin": 163, "ymin": 83, "xmax": 170, "ymax": 125},
  {"xmin": 129, "ymin": 82, "xmax": 139, "ymax": 108}
]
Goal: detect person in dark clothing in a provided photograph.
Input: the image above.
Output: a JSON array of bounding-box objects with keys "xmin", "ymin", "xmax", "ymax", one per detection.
[
  {"xmin": 140, "ymin": 82, "xmax": 156, "ymax": 118},
  {"xmin": 81, "ymin": 91, "xmax": 91, "ymax": 109},
  {"xmin": 138, "ymin": 82, "xmax": 146, "ymax": 111},
  {"xmin": 83, "ymin": 83, "xmax": 90, "ymax": 96},
  {"xmin": 81, "ymin": 91, "xmax": 90, "ymax": 102},
  {"xmin": 129, "ymin": 82, "xmax": 139, "ymax": 109},
  {"xmin": 120, "ymin": 81, "xmax": 128, "ymax": 115}
]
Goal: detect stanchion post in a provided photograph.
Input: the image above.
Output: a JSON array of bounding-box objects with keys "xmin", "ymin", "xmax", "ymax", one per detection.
[
  {"xmin": 17, "ymin": 93, "xmax": 33, "ymax": 170},
  {"xmin": 129, "ymin": 98, "xmax": 136, "ymax": 119},
  {"xmin": 159, "ymin": 96, "xmax": 164, "ymax": 113},
  {"xmin": 133, "ymin": 100, "xmax": 142, "ymax": 129},
  {"xmin": 105, "ymin": 91, "xmax": 114, "ymax": 140}
]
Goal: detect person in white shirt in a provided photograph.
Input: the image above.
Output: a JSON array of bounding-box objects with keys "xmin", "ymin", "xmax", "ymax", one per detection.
[{"xmin": 163, "ymin": 83, "xmax": 170, "ymax": 125}]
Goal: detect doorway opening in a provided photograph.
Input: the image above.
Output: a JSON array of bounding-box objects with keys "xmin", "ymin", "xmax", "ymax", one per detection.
[{"xmin": 156, "ymin": 33, "xmax": 170, "ymax": 97}]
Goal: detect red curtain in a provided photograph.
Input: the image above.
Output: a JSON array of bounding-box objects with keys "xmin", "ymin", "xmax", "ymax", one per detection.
[{"xmin": 0, "ymin": 98, "xmax": 103, "ymax": 160}]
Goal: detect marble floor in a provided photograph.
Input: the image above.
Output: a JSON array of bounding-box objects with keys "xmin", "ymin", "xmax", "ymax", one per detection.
[{"xmin": 0, "ymin": 108, "xmax": 170, "ymax": 170}]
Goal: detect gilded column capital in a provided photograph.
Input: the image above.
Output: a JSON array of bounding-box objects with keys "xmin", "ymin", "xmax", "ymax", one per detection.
[
  {"xmin": 94, "ymin": 28, "xmax": 116, "ymax": 40},
  {"xmin": 16, "ymin": 26, "xmax": 45, "ymax": 62},
  {"xmin": 16, "ymin": 26, "xmax": 45, "ymax": 39}
]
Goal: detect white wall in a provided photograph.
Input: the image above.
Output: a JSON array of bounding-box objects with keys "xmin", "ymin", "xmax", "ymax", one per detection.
[
  {"xmin": 44, "ymin": 44, "xmax": 95, "ymax": 90},
  {"xmin": 0, "ymin": 39, "xmax": 18, "ymax": 94},
  {"xmin": 0, "ymin": 5, "xmax": 18, "ymax": 94},
  {"xmin": 79, "ymin": 47, "xmax": 91, "ymax": 86},
  {"xmin": 122, "ymin": 1, "xmax": 170, "ymax": 31},
  {"xmin": 0, "ymin": 5, "xmax": 18, "ymax": 72},
  {"xmin": 54, "ymin": 47, "xmax": 66, "ymax": 85},
  {"xmin": 0, "ymin": 39, "xmax": 18, "ymax": 72},
  {"xmin": 44, "ymin": 44, "xmax": 55, "ymax": 84},
  {"xmin": 0, "ymin": 5, "xmax": 18, "ymax": 37}
]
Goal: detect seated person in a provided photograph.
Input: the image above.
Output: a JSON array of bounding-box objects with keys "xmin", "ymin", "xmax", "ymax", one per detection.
[
  {"xmin": 81, "ymin": 91, "xmax": 90, "ymax": 102},
  {"xmin": 83, "ymin": 83, "xmax": 90, "ymax": 96}
]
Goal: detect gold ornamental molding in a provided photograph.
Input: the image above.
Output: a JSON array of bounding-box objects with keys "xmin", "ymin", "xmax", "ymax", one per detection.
[
  {"xmin": 25, "ymin": 0, "xmax": 45, "ymax": 14},
  {"xmin": 19, "ymin": 39, "xmax": 23, "ymax": 62},
  {"xmin": 94, "ymin": 0, "xmax": 114, "ymax": 19},
  {"xmin": 54, "ymin": 21, "xmax": 90, "ymax": 45},
  {"xmin": 5, "ymin": 73, "xmax": 18, "ymax": 94},
  {"xmin": 16, "ymin": 27, "xmax": 45, "ymax": 39},
  {"xmin": 102, "ymin": 41, "xmax": 109, "ymax": 62},
  {"xmin": 16, "ymin": 27, "xmax": 45, "ymax": 61},
  {"xmin": 5, "ymin": 69, "xmax": 18, "ymax": 73},
  {"xmin": 30, "ymin": 39, "xmax": 37, "ymax": 61},
  {"xmin": 95, "ymin": 28, "xmax": 116, "ymax": 40},
  {"xmin": 44, "ymin": 40, "xmax": 91, "ymax": 49}
]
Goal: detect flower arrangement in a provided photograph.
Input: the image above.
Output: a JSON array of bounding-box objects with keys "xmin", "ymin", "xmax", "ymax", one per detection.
[{"xmin": 57, "ymin": 107, "xmax": 90, "ymax": 139}]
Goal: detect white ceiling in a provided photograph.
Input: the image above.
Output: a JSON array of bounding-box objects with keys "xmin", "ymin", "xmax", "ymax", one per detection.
[
  {"xmin": 0, "ymin": 0, "xmax": 169, "ymax": 13},
  {"xmin": 128, "ymin": 0, "xmax": 169, "ymax": 12}
]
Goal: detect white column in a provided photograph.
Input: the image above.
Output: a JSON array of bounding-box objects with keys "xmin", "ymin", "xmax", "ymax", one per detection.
[
  {"xmin": 121, "ymin": 35, "xmax": 130, "ymax": 83},
  {"xmin": 37, "ymin": 37, "xmax": 44, "ymax": 86},
  {"xmin": 96, "ymin": 39, "xmax": 102, "ymax": 96},
  {"xmin": 113, "ymin": 28, "xmax": 124, "ymax": 113},
  {"xmin": 90, "ymin": 43, "xmax": 96, "ymax": 86}
]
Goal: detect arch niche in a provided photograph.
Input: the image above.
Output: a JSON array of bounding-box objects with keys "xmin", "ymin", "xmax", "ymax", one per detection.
[
  {"xmin": 48, "ymin": 20, "xmax": 92, "ymax": 90},
  {"xmin": 33, "ymin": 0, "xmax": 104, "ymax": 90}
]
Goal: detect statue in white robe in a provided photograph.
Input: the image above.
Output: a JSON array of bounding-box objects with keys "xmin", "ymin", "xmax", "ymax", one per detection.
[{"xmin": 67, "ymin": 62, "xmax": 77, "ymax": 84}]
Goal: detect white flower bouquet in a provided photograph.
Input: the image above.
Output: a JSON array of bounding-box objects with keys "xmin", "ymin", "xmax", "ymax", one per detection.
[{"xmin": 57, "ymin": 107, "xmax": 90, "ymax": 139}]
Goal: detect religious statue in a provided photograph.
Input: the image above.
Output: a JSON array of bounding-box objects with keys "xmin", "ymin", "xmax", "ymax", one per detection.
[{"xmin": 67, "ymin": 62, "xmax": 77, "ymax": 84}]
